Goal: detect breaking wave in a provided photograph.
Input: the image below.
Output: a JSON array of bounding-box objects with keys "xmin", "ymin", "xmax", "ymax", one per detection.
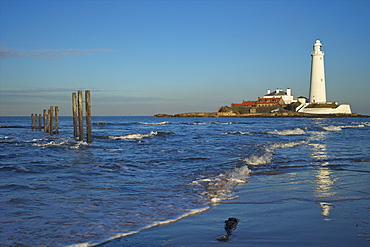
[
  {"xmin": 321, "ymin": 126, "xmax": 343, "ymax": 131},
  {"xmin": 105, "ymin": 131, "xmax": 158, "ymax": 140},
  {"xmin": 32, "ymin": 140, "xmax": 88, "ymax": 149},
  {"xmin": 354, "ymin": 122, "xmax": 370, "ymax": 126},
  {"xmin": 194, "ymin": 140, "xmax": 310, "ymax": 204},
  {"xmin": 187, "ymin": 122, "xmax": 234, "ymax": 125},
  {"xmin": 104, "ymin": 131, "xmax": 173, "ymax": 140},
  {"xmin": 244, "ymin": 153, "xmax": 273, "ymax": 166},
  {"xmin": 216, "ymin": 131, "xmax": 252, "ymax": 135},
  {"xmin": 321, "ymin": 123, "xmax": 367, "ymax": 131},
  {"xmin": 243, "ymin": 140, "xmax": 309, "ymax": 166},
  {"xmin": 138, "ymin": 121, "xmax": 169, "ymax": 125},
  {"xmin": 268, "ymin": 140, "xmax": 309, "ymax": 150},
  {"xmin": 265, "ymin": 128, "xmax": 306, "ymax": 135},
  {"xmin": 193, "ymin": 165, "xmax": 251, "ymax": 203}
]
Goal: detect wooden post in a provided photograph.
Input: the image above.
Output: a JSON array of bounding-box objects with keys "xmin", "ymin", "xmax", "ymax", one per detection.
[
  {"xmin": 72, "ymin": 92, "xmax": 78, "ymax": 138},
  {"xmin": 47, "ymin": 109, "xmax": 51, "ymax": 133},
  {"xmin": 31, "ymin": 114, "xmax": 35, "ymax": 129},
  {"xmin": 43, "ymin": 109, "xmax": 47, "ymax": 133},
  {"xmin": 85, "ymin": 90, "xmax": 92, "ymax": 142},
  {"xmin": 38, "ymin": 114, "xmax": 42, "ymax": 130},
  {"xmin": 78, "ymin": 90, "xmax": 83, "ymax": 141},
  {"xmin": 55, "ymin": 106, "xmax": 59, "ymax": 134},
  {"xmin": 49, "ymin": 106, "xmax": 53, "ymax": 135},
  {"xmin": 34, "ymin": 113, "xmax": 39, "ymax": 130}
]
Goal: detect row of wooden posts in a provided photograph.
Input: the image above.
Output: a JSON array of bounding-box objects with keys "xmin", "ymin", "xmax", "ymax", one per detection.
[
  {"xmin": 31, "ymin": 106, "xmax": 59, "ymax": 134},
  {"xmin": 72, "ymin": 90, "xmax": 92, "ymax": 143},
  {"xmin": 31, "ymin": 90, "xmax": 92, "ymax": 143}
]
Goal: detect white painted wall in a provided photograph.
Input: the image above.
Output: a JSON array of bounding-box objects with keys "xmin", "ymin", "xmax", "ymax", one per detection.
[
  {"xmin": 298, "ymin": 104, "xmax": 352, "ymax": 114},
  {"xmin": 309, "ymin": 40, "xmax": 327, "ymax": 103}
]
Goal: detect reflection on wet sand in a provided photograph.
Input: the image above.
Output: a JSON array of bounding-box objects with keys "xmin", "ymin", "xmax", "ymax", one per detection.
[
  {"xmin": 309, "ymin": 131, "xmax": 336, "ymax": 219},
  {"xmin": 319, "ymin": 202, "xmax": 333, "ymax": 219}
]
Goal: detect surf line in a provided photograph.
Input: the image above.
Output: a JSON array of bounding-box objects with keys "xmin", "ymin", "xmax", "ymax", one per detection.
[
  {"xmin": 69, "ymin": 206, "xmax": 211, "ymax": 247},
  {"xmin": 217, "ymin": 196, "xmax": 370, "ymax": 205}
]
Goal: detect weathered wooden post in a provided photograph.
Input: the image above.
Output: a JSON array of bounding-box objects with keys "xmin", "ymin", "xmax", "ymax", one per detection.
[
  {"xmin": 43, "ymin": 110, "xmax": 47, "ymax": 133},
  {"xmin": 31, "ymin": 114, "xmax": 35, "ymax": 129},
  {"xmin": 38, "ymin": 114, "xmax": 42, "ymax": 130},
  {"xmin": 72, "ymin": 92, "xmax": 78, "ymax": 138},
  {"xmin": 85, "ymin": 90, "xmax": 92, "ymax": 142},
  {"xmin": 55, "ymin": 106, "xmax": 59, "ymax": 134},
  {"xmin": 78, "ymin": 90, "xmax": 84, "ymax": 141},
  {"xmin": 49, "ymin": 106, "xmax": 53, "ymax": 135}
]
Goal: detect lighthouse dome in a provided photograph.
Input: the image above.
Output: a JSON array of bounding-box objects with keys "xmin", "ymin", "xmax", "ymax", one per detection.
[{"xmin": 315, "ymin": 40, "xmax": 322, "ymax": 46}]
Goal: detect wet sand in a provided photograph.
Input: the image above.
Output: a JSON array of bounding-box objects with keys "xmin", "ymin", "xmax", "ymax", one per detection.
[{"xmin": 98, "ymin": 198, "xmax": 369, "ymax": 246}]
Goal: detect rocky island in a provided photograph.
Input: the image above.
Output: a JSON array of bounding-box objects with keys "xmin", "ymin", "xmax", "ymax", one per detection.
[
  {"xmin": 154, "ymin": 111, "xmax": 368, "ymax": 118},
  {"xmin": 156, "ymin": 40, "xmax": 368, "ymax": 118}
]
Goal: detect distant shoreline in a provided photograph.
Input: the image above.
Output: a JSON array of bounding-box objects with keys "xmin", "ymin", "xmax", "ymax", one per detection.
[{"xmin": 154, "ymin": 112, "xmax": 370, "ymax": 118}]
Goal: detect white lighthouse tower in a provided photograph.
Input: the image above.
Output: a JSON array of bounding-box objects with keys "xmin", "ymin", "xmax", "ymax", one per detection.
[
  {"xmin": 298, "ymin": 39, "xmax": 352, "ymax": 114},
  {"xmin": 309, "ymin": 40, "xmax": 326, "ymax": 103}
]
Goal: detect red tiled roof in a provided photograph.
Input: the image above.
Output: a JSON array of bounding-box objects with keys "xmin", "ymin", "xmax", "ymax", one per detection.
[
  {"xmin": 257, "ymin": 97, "xmax": 281, "ymax": 104},
  {"xmin": 232, "ymin": 100, "xmax": 257, "ymax": 106}
]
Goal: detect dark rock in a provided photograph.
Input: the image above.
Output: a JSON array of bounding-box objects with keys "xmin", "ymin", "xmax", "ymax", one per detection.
[{"xmin": 217, "ymin": 217, "xmax": 239, "ymax": 241}]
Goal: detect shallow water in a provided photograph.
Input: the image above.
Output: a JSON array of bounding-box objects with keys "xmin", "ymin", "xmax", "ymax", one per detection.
[{"xmin": 1, "ymin": 116, "xmax": 369, "ymax": 246}]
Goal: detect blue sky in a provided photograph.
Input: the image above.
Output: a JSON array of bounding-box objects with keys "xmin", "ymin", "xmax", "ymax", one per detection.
[{"xmin": 1, "ymin": 0, "xmax": 369, "ymax": 116}]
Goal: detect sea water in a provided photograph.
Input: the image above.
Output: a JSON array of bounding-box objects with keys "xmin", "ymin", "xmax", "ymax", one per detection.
[{"xmin": 1, "ymin": 116, "xmax": 369, "ymax": 246}]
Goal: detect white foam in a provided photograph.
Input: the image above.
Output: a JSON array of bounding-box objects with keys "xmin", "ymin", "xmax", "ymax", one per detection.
[
  {"xmin": 268, "ymin": 140, "xmax": 309, "ymax": 150},
  {"xmin": 196, "ymin": 140, "xmax": 308, "ymax": 204},
  {"xmin": 266, "ymin": 128, "xmax": 306, "ymax": 135},
  {"xmin": 31, "ymin": 138, "xmax": 44, "ymax": 142},
  {"xmin": 321, "ymin": 126, "xmax": 342, "ymax": 131},
  {"xmin": 213, "ymin": 122, "xmax": 233, "ymax": 125},
  {"xmin": 194, "ymin": 165, "xmax": 251, "ymax": 203},
  {"xmin": 321, "ymin": 123, "xmax": 367, "ymax": 132},
  {"xmin": 33, "ymin": 140, "xmax": 65, "ymax": 147},
  {"xmin": 230, "ymin": 165, "xmax": 252, "ymax": 183},
  {"xmin": 107, "ymin": 131, "xmax": 158, "ymax": 140},
  {"xmin": 216, "ymin": 131, "xmax": 251, "ymax": 135},
  {"xmin": 192, "ymin": 122, "xmax": 207, "ymax": 125},
  {"xmin": 244, "ymin": 153, "xmax": 272, "ymax": 165},
  {"xmin": 244, "ymin": 140, "xmax": 308, "ymax": 166},
  {"xmin": 70, "ymin": 141, "xmax": 89, "ymax": 149},
  {"xmin": 342, "ymin": 124, "xmax": 366, "ymax": 128},
  {"xmin": 138, "ymin": 121, "xmax": 169, "ymax": 125},
  {"xmin": 192, "ymin": 122, "xmax": 233, "ymax": 125},
  {"xmin": 32, "ymin": 140, "xmax": 88, "ymax": 149}
]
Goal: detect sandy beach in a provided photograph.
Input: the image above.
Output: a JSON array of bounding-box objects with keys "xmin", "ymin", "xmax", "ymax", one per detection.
[{"xmin": 99, "ymin": 188, "xmax": 369, "ymax": 246}]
